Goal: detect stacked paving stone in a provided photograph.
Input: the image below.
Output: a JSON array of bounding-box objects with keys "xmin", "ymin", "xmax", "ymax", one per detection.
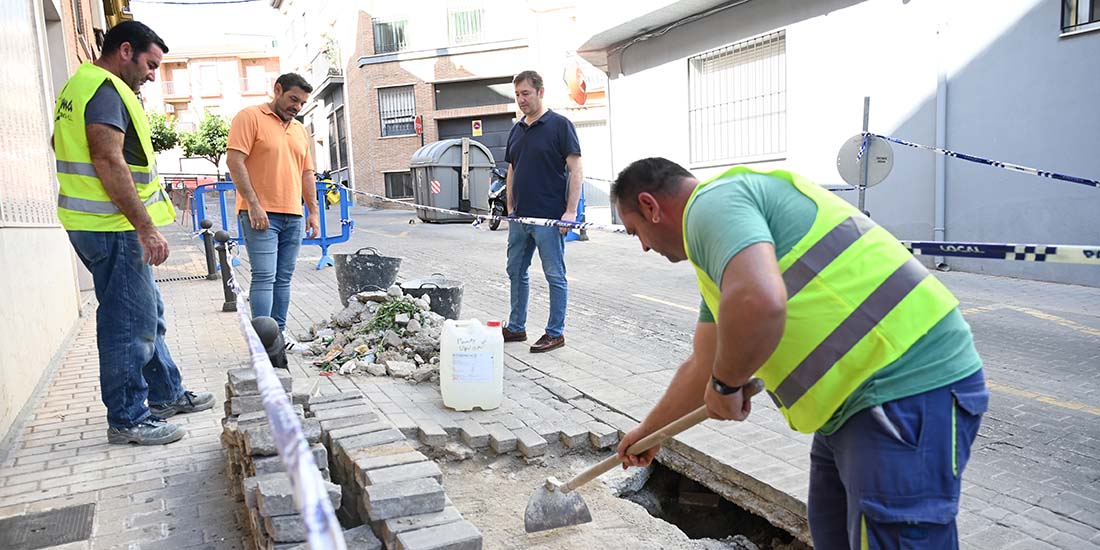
[
  {"xmin": 221, "ymin": 366, "xmax": 350, "ymax": 549},
  {"xmin": 305, "ymin": 391, "xmax": 484, "ymax": 550}
]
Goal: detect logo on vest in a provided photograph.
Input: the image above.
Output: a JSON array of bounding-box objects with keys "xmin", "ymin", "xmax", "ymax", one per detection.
[{"xmin": 55, "ymin": 98, "xmax": 74, "ymax": 122}]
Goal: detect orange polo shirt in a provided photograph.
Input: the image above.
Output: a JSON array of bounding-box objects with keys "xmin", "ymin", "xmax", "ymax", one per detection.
[{"xmin": 228, "ymin": 103, "xmax": 314, "ymax": 215}]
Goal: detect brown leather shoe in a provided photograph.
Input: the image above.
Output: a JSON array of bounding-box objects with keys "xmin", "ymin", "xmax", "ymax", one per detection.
[
  {"xmin": 530, "ymin": 333, "xmax": 565, "ymax": 353},
  {"xmin": 502, "ymin": 327, "xmax": 527, "ymax": 342}
]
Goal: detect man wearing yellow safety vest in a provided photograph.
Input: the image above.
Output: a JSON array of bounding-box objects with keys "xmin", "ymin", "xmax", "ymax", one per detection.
[
  {"xmin": 53, "ymin": 21, "xmax": 214, "ymax": 446},
  {"xmin": 612, "ymin": 158, "xmax": 988, "ymax": 549}
]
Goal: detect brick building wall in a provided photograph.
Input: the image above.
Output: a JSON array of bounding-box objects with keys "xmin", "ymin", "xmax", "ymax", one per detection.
[{"xmin": 346, "ymin": 10, "xmax": 528, "ymax": 201}]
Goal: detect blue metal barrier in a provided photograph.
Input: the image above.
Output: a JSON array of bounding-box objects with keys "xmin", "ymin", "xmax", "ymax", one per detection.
[{"xmin": 194, "ymin": 181, "xmax": 355, "ymax": 270}]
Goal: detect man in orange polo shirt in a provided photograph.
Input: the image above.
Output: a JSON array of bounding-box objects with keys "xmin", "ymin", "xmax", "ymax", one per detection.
[{"xmin": 227, "ymin": 73, "xmax": 320, "ymax": 352}]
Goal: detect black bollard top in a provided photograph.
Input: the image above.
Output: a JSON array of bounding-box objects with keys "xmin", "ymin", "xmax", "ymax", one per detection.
[
  {"xmin": 200, "ymin": 219, "xmax": 213, "ymax": 229},
  {"xmin": 251, "ymin": 316, "xmax": 281, "ymax": 348},
  {"xmin": 214, "ymin": 230, "xmax": 231, "ymax": 243}
]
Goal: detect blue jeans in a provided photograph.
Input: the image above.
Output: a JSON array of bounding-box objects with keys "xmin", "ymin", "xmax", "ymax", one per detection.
[
  {"xmin": 808, "ymin": 370, "xmax": 988, "ymax": 549},
  {"xmin": 239, "ymin": 212, "xmax": 303, "ymax": 330},
  {"xmin": 506, "ymin": 223, "xmax": 567, "ymax": 338},
  {"xmin": 68, "ymin": 230, "xmax": 185, "ymax": 429}
]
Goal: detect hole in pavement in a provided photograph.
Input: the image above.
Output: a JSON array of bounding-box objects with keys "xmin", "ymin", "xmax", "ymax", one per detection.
[{"xmin": 619, "ymin": 462, "xmax": 809, "ymax": 550}]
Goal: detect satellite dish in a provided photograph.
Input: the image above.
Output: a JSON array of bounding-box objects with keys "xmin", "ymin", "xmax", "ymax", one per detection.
[{"xmin": 837, "ymin": 134, "xmax": 893, "ymax": 187}]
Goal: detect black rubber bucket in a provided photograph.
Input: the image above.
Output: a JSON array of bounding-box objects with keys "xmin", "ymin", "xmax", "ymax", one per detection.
[
  {"xmin": 333, "ymin": 247, "xmax": 402, "ymax": 305},
  {"xmin": 401, "ymin": 274, "xmax": 464, "ymax": 320}
]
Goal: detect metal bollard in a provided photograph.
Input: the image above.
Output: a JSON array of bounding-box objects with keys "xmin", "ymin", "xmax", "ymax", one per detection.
[
  {"xmin": 214, "ymin": 230, "xmax": 237, "ymax": 312},
  {"xmin": 200, "ymin": 219, "xmax": 218, "ymax": 280}
]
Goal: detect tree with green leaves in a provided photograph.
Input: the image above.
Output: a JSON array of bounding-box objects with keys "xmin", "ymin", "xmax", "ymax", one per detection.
[
  {"xmin": 148, "ymin": 112, "xmax": 179, "ymax": 152},
  {"xmin": 181, "ymin": 112, "xmax": 229, "ymax": 169}
]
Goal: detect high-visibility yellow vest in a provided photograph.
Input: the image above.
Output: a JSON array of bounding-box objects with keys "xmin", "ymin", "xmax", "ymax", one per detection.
[
  {"xmin": 53, "ymin": 63, "xmax": 174, "ymax": 231},
  {"xmin": 684, "ymin": 166, "xmax": 958, "ymax": 433}
]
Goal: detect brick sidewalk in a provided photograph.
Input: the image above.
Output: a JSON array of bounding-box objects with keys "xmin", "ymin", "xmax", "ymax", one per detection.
[{"xmin": 0, "ymin": 225, "xmax": 248, "ymax": 550}]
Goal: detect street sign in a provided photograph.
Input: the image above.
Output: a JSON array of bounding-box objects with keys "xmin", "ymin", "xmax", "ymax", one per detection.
[
  {"xmin": 471, "ymin": 119, "xmax": 482, "ymax": 137},
  {"xmin": 414, "ymin": 114, "xmax": 423, "ymax": 136}
]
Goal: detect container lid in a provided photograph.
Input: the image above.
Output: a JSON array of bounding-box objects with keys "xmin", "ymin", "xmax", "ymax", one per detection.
[{"xmin": 486, "ymin": 320, "xmax": 501, "ymax": 327}]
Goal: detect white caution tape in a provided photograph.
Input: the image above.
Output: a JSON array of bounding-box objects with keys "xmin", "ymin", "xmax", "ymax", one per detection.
[{"xmin": 224, "ymin": 244, "xmax": 347, "ymax": 550}]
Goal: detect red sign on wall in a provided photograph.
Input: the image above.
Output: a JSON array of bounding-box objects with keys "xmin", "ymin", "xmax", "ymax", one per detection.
[{"xmin": 414, "ymin": 114, "xmax": 424, "ymax": 136}]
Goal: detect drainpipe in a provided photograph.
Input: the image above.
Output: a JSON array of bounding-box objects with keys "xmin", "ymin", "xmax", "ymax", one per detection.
[{"xmin": 933, "ymin": 21, "xmax": 948, "ymax": 270}]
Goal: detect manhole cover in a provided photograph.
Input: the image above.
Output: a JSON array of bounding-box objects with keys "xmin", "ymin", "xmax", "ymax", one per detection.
[{"xmin": 0, "ymin": 503, "xmax": 95, "ymax": 550}]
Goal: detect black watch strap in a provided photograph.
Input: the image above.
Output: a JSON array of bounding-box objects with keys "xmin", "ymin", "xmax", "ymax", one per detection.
[{"xmin": 710, "ymin": 375, "xmax": 744, "ymax": 395}]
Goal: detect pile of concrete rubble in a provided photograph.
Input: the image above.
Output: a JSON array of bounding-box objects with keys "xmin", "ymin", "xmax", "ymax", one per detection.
[{"xmin": 296, "ymin": 285, "xmax": 446, "ymax": 382}]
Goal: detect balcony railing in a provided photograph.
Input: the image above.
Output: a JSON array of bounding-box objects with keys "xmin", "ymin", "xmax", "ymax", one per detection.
[{"xmin": 162, "ymin": 80, "xmax": 190, "ymax": 96}]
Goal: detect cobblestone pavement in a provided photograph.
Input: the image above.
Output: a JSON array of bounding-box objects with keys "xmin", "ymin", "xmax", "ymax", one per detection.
[{"xmin": 1, "ymin": 208, "xmax": 1098, "ymax": 549}]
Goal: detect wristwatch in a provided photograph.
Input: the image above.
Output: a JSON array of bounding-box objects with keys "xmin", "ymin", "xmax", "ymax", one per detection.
[{"xmin": 710, "ymin": 374, "xmax": 744, "ymax": 395}]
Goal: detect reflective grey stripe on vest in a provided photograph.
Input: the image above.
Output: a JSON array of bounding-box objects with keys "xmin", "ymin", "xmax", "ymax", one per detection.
[
  {"xmin": 771, "ymin": 257, "xmax": 930, "ymax": 408},
  {"xmin": 58, "ymin": 187, "xmax": 169, "ymax": 215},
  {"xmin": 782, "ymin": 216, "xmax": 878, "ymax": 298},
  {"xmin": 56, "ymin": 160, "xmax": 158, "ymax": 184}
]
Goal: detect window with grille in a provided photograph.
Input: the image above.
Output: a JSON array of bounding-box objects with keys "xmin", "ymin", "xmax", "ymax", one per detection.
[
  {"xmin": 449, "ymin": 8, "xmax": 483, "ymax": 45},
  {"xmin": 1062, "ymin": 0, "xmax": 1100, "ymax": 32},
  {"xmin": 373, "ymin": 18, "xmax": 408, "ymax": 55},
  {"xmin": 378, "ymin": 85, "xmax": 416, "ymax": 137},
  {"xmin": 688, "ymin": 30, "xmax": 786, "ymax": 165},
  {"xmin": 385, "ymin": 172, "xmax": 414, "ymax": 199}
]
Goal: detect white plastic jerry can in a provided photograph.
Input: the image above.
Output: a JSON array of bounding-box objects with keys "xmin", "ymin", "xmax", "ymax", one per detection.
[{"xmin": 439, "ymin": 319, "xmax": 504, "ymax": 411}]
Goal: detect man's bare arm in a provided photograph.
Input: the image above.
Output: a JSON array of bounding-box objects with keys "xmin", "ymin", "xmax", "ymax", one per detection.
[
  {"xmin": 618, "ymin": 322, "xmax": 717, "ymax": 467},
  {"xmin": 505, "ymin": 164, "xmax": 515, "ymax": 214},
  {"xmin": 564, "ymin": 154, "xmax": 583, "ymax": 216},
  {"xmin": 227, "ymin": 149, "xmax": 268, "ymax": 230},
  {"xmin": 301, "ymin": 169, "xmax": 319, "ymax": 238},
  {"xmin": 712, "ymin": 242, "xmax": 787, "ymax": 386},
  {"xmin": 87, "ymin": 123, "xmax": 168, "ymax": 265}
]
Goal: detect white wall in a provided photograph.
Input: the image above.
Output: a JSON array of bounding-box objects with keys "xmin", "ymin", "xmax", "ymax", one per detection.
[{"xmin": 600, "ymin": 0, "xmax": 1100, "ymax": 285}]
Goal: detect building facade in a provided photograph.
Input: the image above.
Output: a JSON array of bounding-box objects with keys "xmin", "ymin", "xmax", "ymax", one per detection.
[
  {"xmin": 578, "ymin": 0, "xmax": 1100, "ymax": 286},
  {"xmin": 0, "ymin": 0, "xmax": 125, "ymax": 445},
  {"xmin": 141, "ymin": 48, "xmax": 281, "ymax": 175}
]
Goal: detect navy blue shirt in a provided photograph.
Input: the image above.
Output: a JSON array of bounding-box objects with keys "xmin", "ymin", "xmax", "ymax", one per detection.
[{"xmin": 505, "ymin": 109, "xmax": 581, "ymax": 219}]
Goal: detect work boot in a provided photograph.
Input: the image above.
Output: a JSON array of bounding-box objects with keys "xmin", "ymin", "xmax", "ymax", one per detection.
[
  {"xmin": 149, "ymin": 390, "xmax": 216, "ymax": 419},
  {"xmin": 107, "ymin": 418, "xmax": 186, "ymax": 445}
]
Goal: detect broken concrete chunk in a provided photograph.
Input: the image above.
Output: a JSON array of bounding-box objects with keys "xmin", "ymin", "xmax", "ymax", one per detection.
[
  {"xmin": 386, "ymin": 360, "xmax": 416, "ymax": 378},
  {"xmin": 228, "ymin": 367, "xmax": 293, "ymax": 396}
]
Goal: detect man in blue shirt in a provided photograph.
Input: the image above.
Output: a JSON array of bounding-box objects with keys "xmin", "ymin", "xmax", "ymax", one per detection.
[{"xmin": 502, "ymin": 70, "xmax": 583, "ymax": 353}]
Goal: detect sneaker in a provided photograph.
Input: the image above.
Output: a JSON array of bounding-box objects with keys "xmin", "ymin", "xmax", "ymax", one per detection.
[
  {"xmin": 149, "ymin": 390, "xmax": 216, "ymax": 419},
  {"xmin": 283, "ymin": 330, "xmax": 309, "ymax": 354},
  {"xmin": 107, "ymin": 418, "xmax": 186, "ymax": 445}
]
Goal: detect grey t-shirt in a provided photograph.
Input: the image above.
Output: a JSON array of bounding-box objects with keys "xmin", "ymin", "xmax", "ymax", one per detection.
[{"xmin": 85, "ymin": 82, "xmax": 147, "ymax": 166}]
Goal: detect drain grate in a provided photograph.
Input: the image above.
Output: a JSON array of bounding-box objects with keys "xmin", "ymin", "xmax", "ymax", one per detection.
[
  {"xmin": 0, "ymin": 503, "xmax": 95, "ymax": 550},
  {"xmin": 154, "ymin": 274, "xmax": 210, "ymax": 283}
]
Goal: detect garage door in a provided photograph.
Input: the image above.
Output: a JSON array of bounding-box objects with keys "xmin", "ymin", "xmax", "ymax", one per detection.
[{"xmin": 437, "ymin": 114, "xmax": 515, "ymax": 169}]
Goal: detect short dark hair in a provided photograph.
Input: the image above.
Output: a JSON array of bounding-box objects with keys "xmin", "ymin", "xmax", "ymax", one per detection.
[
  {"xmin": 611, "ymin": 157, "xmax": 695, "ymax": 213},
  {"xmin": 275, "ymin": 73, "xmax": 313, "ymax": 94},
  {"xmin": 513, "ymin": 70, "xmax": 543, "ymax": 90},
  {"xmin": 101, "ymin": 21, "xmax": 168, "ymax": 57}
]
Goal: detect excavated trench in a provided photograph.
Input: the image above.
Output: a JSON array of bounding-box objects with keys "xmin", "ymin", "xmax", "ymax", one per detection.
[{"xmin": 619, "ymin": 462, "xmax": 810, "ymax": 550}]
